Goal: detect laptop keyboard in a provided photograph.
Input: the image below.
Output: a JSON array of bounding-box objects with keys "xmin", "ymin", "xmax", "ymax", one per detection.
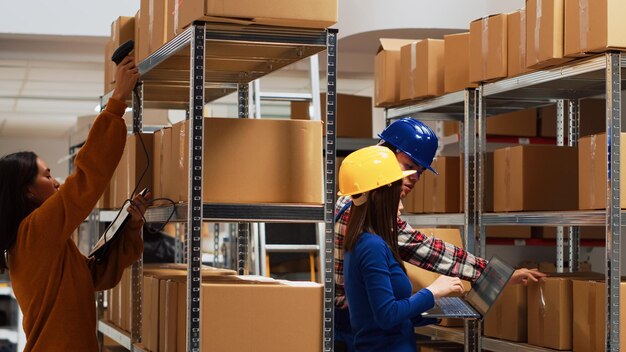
[{"xmin": 435, "ymin": 297, "xmax": 476, "ymax": 316}]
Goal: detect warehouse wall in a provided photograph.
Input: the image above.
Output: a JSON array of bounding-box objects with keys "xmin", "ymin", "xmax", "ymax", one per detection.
[{"xmin": 0, "ymin": 136, "xmax": 69, "ymax": 179}]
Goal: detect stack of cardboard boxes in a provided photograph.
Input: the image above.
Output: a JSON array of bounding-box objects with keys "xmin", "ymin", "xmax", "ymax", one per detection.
[
  {"xmin": 108, "ymin": 264, "xmax": 323, "ymax": 352},
  {"xmin": 375, "ymin": 0, "xmax": 626, "ymax": 108},
  {"xmin": 104, "ymin": 0, "xmax": 338, "ymax": 93}
]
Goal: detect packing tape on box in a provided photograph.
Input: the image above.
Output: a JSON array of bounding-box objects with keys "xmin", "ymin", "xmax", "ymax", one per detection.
[
  {"xmin": 174, "ymin": 0, "xmax": 182, "ymax": 35},
  {"xmin": 162, "ymin": 0, "xmax": 169, "ymax": 43},
  {"xmin": 579, "ymin": 0, "xmax": 589, "ymax": 53},
  {"xmin": 590, "ymin": 134, "xmax": 596, "ymax": 207},
  {"xmin": 504, "ymin": 148, "xmax": 511, "ymax": 211},
  {"xmin": 535, "ymin": 0, "xmax": 542, "ymax": 63},
  {"xmin": 481, "ymin": 16, "xmax": 489, "ymax": 82},
  {"xmin": 520, "ymin": 9, "xmax": 527, "ymax": 71},
  {"xmin": 149, "ymin": 0, "xmax": 155, "ymax": 52},
  {"xmin": 410, "ymin": 41, "xmax": 417, "ymax": 99},
  {"xmin": 178, "ymin": 124, "xmax": 185, "ymax": 170},
  {"xmin": 538, "ymin": 280, "xmax": 546, "ymax": 343}
]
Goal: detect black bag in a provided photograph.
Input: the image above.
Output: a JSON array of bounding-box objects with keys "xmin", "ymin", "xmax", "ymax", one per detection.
[{"xmin": 142, "ymin": 224, "xmax": 179, "ymax": 263}]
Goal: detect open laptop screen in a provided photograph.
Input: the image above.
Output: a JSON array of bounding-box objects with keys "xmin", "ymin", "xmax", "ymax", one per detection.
[{"xmin": 465, "ymin": 256, "xmax": 514, "ymax": 316}]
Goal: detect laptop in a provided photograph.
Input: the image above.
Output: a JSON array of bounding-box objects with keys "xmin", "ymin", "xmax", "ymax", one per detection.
[
  {"xmin": 88, "ymin": 188, "xmax": 148, "ymax": 260},
  {"xmin": 421, "ymin": 256, "xmax": 515, "ymax": 320}
]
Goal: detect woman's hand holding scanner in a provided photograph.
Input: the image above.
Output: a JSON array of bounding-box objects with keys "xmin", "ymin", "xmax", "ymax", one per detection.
[
  {"xmin": 111, "ymin": 56, "xmax": 139, "ymax": 102},
  {"xmin": 426, "ymin": 275, "xmax": 465, "ymax": 299}
]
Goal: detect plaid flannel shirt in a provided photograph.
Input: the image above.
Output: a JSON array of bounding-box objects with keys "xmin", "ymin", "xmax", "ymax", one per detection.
[{"xmin": 334, "ymin": 196, "xmax": 487, "ymax": 307}]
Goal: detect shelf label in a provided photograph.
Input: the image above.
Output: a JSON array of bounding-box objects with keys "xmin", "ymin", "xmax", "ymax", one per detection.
[
  {"xmin": 518, "ymin": 138, "xmax": 530, "ymax": 145},
  {"xmin": 514, "ymin": 239, "xmax": 526, "ymax": 246}
]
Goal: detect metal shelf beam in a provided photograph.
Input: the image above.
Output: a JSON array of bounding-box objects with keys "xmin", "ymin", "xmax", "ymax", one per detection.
[
  {"xmin": 415, "ymin": 326, "xmax": 570, "ymax": 352},
  {"xmin": 483, "ymin": 211, "xmax": 626, "ymax": 226},
  {"xmin": 97, "ymin": 321, "xmax": 149, "ymax": 352},
  {"xmin": 386, "ymin": 91, "xmax": 466, "ymax": 119},
  {"xmin": 401, "ymin": 214, "xmax": 465, "ymax": 226},
  {"xmin": 144, "ymin": 203, "xmax": 325, "ymax": 223}
]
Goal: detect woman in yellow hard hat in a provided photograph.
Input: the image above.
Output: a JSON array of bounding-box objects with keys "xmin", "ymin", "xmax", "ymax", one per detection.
[{"xmin": 340, "ymin": 146, "xmax": 465, "ymax": 352}]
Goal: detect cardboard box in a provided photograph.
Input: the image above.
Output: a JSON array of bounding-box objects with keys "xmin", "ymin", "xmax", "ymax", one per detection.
[
  {"xmin": 494, "ymin": 145, "xmax": 578, "ymax": 211},
  {"xmin": 469, "ymin": 14, "xmax": 508, "ymax": 83},
  {"xmin": 444, "ymin": 32, "xmax": 478, "ymax": 93},
  {"xmin": 579, "ymin": 133, "xmax": 626, "ymax": 210},
  {"xmin": 527, "ymin": 273, "xmax": 603, "ymax": 350},
  {"xmin": 171, "ymin": 120, "xmax": 189, "ymax": 202},
  {"xmin": 419, "ymin": 346, "xmax": 464, "ymax": 352},
  {"xmin": 174, "ymin": 118, "xmax": 323, "ymax": 204},
  {"xmin": 487, "ymin": 108, "xmax": 537, "ymax": 137},
  {"xmin": 198, "ymin": 279, "xmax": 323, "ymax": 351},
  {"xmin": 460, "ymin": 152, "xmax": 494, "ymax": 212},
  {"xmin": 565, "ymin": 0, "xmax": 626, "ymax": 57},
  {"xmin": 485, "ymin": 226, "xmax": 532, "ymax": 238},
  {"xmin": 375, "ymin": 39, "xmax": 417, "ymax": 107},
  {"xmin": 292, "ymin": 93, "xmax": 373, "ymax": 139},
  {"xmin": 526, "ymin": 0, "xmax": 572, "ymax": 69},
  {"xmin": 152, "ymin": 129, "xmax": 163, "ymax": 199},
  {"xmin": 175, "ymin": 0, "xmax": 337, "ymax": 32},
  {"xmin": 423, "ymin": 157, "xmax": 460, "ymax": 213},
  {"xmin": 540, "ymin": 99, "xmax": 606, "ymax": 138},
  {"xmin": 103, "ymin": 40, "xmax": 115, "ymax": 93},
  {"xmin": 134, "ymin": 10, "xmax": 148, "ymax": 63},
  {"xmin": 129, "ymin": 133, "xmax": 154, "ymax": 197},
  {"xmin": 572, "ymin": 280, "xmax": 626, "ymax": 352},
  {"xmin": 400, "ymin": 39, "xmax": 445, "ymax": 101},
  {"xmin": 484, "ymin": 284, "xmax": 527, "ymax": 342},
  {"xmin": 111, "ymin": 16, "xmax": 135, "ymax": 48},
  {"xmin": 160, "ymin": 127, "xmax": 173, "ymax": 201},
  {"xmin": 141, "ymin": 275, "xmax": 160, "ymax": 351},
  {"xmin": 112, "ymin": 140, "xmax": 129, "ymax": 209},
  {"xmin": 404, "ymin": 228, "xmax": 471, "ymax": 328},
  {"xmin": 120, "ymin": 268, "xmax": 131, "ymax": 332},
  {"xmin": 402, "ymin": 177, "xmax": 425, "ymax": 214},
  {"xmin": 508, "ymin": 10, "xmax": 533, "ymax": 77},
  {"xmin": 111, "ymin": 133, "xmax": 154, "ymax": 208}
]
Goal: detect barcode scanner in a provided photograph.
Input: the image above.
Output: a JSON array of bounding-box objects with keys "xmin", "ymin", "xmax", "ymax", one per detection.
[{"xmin": 111, "ymin": 40, "xmax": 135, "ymax": 65}]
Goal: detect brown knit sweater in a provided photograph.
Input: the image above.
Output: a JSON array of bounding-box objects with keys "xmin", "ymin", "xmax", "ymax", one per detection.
[{"xmin": 9, "ymin": 98, "xmax": 143, "ymax": 352}]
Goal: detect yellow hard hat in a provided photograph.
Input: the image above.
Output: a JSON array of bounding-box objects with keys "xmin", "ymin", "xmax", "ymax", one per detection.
[{"xmin": 338, "ymin": 146, "xmax": 417, "ymax": 197}]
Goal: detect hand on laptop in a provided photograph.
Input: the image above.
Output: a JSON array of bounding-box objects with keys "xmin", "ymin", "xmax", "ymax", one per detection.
[
  {"xmin": 127, "ymin": 191, "xmax": 151, "ymax": 228},
  {"xmin": 509, "ymin": 268, "xmax": 546, "ymax": 285},
  {"xmin": 426, "ymin": 276, "xmax": 465, "ymax": 298}
]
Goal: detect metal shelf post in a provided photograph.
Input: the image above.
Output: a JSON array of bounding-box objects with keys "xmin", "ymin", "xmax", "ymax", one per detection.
[
  {"xmin": 568, "ymin": 98, "xmax": 581, "ymax": 271},
  {"xmin": 463, "ymin": 87, "xmax": 481, "ymax": 352},
  {"xmin": 323, "ymin": 28, "xmax": 338, "ymax": 352},
  {"xmin": 556, "ymin": 99, "xmax": 566, "ymax": 273},
  {"xmin": 605, "ymin": 52, "xmax": 622, "ymax": 352},
  {"xmin": 236, "ymin": 82, "xmax": 251, "ymax": 275},
  {"xmin": 186, "ymin": 23, "xmax": 206, "ymax": 352}
]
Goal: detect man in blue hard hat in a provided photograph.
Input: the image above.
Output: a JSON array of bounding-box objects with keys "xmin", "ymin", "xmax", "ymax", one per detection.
[{"xmin": 333, "ymin": 117, "xmax": 545, "ymax": 351}]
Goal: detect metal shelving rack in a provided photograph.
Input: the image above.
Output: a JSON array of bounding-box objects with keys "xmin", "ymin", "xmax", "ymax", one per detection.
[
  {"xmin": 97, "ymin": 22, "xmax": 337, "ymax": 351},
  {"xmin": 388, "ymin": 52, "xmax": 625, "ymax": 351}
]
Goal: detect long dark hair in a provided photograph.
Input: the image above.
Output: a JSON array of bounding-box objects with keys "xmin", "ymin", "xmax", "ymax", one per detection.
[
  {"xmin": 344, "ymin": 179, "xmax": 405, "ymax": 272},
  {"xmin": 0, "ymin": 152, "xmax": 39, "ymax": 272}
]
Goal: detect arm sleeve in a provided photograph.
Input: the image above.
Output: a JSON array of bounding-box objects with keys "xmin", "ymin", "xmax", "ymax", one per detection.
[
  {"xmin": 24, "ymin": 99, "xmax": 128, "ymax": 248},
  {"xmin": 86, "ymin": 222, "xmax": 144, "ymax": 291},
  {"xmin": 397, "ymin": 218, "xmax": 487, "ymax": 282},
  {"xmin": 360, "ymin": 241, "xmax": 435, "ymax": 330}
]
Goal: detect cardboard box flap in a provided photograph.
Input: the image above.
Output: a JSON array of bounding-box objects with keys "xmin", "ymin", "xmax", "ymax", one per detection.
[
  {"xmin": 471, "ymin": 13, "xmax": 503, "ymax": 23},
  {"xmin": 378, "ymin": 38, "xmax": 418, "ymax": 53}
]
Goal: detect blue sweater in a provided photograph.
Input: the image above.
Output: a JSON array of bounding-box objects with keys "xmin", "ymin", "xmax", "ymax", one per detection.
[{"xmin": 344, "ymin": 232, "xmax": 435, "ymax": 352}]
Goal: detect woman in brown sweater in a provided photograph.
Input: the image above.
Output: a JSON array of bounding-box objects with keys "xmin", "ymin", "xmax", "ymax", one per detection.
[{"xmin": 0, "ymin": 55, "xmax": 145, "ymax": 351}]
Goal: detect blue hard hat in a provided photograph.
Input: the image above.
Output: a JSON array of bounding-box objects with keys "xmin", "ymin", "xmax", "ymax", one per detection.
[{"xmin": 378, "ymin": 118, "xmax": 439, "ymax": 174}]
